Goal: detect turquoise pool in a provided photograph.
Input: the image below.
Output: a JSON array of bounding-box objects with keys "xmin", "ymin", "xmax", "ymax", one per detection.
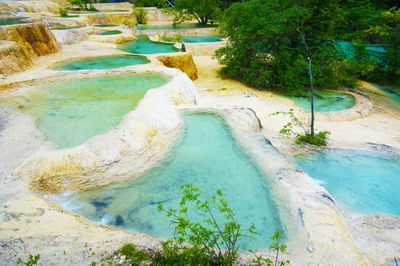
[
  {"xmin": 376, "ymin": 85, "xmax": 400, "ymax": 104},
  {"xmin": 181, "ymin": 35, "xmax": 222, "ymax": 43},
  {"xmin": 335, "ymin": 40, "xmax": 390, "ymax": 61},
  {"xmin": 52, "ymin": 55, "xmax": 150, "ymax": 70},
  {"xmin": 294, "ymin": 150, "xmax": 400, "ymax": 216},
  {"xmin": 0, "ymin": 17, "xmax": 29, "ymax": 26},
  {"xmin": 118, "ymin": 35, "xmax": 179, "ymax": 54},
  {"xmin": 281, "ymin": 90, "xmax": 356, "ymax": 112},
  {"xmin": 47, "ymin": 113, "xmax": 284, "ymax": 249},
  {"xmin": 134, "ymin": 23, "xmax": 218, "ymax": 30},
  {"xmin": 97, "ymin": 30, "xmax": 121, "ymax": 35},
  {"xmin": 0, "ymin": 73, "xmax": 170, "ymax": 148}
]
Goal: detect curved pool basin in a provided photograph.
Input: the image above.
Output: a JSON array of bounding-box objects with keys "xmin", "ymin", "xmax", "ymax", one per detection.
[
  {"xmin": 118, "ymin": 35, "xmax": 180, "ymax": 54},
  {"xmin": 47, "ymin": 113, "xmax": 284, "ymax": 249},
  {"xmin": 97, "ymin": 30, "xmax": 121, "ymax": 35},
  {"xmin": 294, "ymin": 150, "xmax": 400, "ymax": 216},
  {"xmin": 181, "ymin": 35, "xmax": 222, "ymax": 43},
  {"xmin": 134, "ymin": 23, "xmax": 218, "ymax": 30},
  {"xmin": 51, "ymin": 55, "xmax": 150, "ymax": 70},
  {"xmin": 0, "ymin": 17, "xmax": 29, "ymax": 26},
  {"xmin": 280, "ymin": 89, "xmax": 356, "ymax": 112},
  {"xmin": 0, "ymin": 73, "xmax": 170, "ymax": 148},
  {"xmin": 376, "ymin": 85, "xmax": 400, "ymax": 104}
]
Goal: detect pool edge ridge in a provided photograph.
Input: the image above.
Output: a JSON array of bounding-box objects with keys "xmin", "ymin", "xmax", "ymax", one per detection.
[
  {"xmin": 13, "ymin": 68, "xmax": 199, "ymax": 195},
  {"xmin": 177, "ymin": 105, "xmax": 371, "ymax": 265}
]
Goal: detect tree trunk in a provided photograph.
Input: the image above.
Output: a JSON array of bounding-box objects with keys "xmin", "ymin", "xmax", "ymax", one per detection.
[{"xmin": 308, "ymin": 57, "xmax": 315, "ymax": 136}]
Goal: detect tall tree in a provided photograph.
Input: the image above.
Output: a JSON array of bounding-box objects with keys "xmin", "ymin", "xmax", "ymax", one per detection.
[
  {"xmin": 216, "ymin": 0, "xmax": 352, "ymax": 136},
  {"xmin": 168, "ymin": 0, "xmax": 219, "ymax": 25}
]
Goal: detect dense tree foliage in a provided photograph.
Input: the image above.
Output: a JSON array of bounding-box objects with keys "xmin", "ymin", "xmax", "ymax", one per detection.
[
  {"xmin": 134, "ymin": 0, "xmax": 167, "ymax": 8},
  {"xmin": 216, "ymin": 0, "xmax": 354, "ymax": 91},
  {"xmin": 216, "ymin": 0, "xmax": 400, "ymax": 90},
  {"xmin": 165, "ymin": 0, "xmax": 241, "ymax": 25},
  {"xmin": 168, "ymin": 0, "xmax": 220, "ymax": 25}
]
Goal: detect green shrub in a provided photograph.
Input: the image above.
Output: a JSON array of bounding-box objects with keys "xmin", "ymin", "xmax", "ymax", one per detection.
[
  {"xmin": 132, "ymin": 7, "xmax": 148, "ymax": 24},
  {"xmin": 59, "ymin": 7, "xmax": 69, "ymax": 17},
  {"xmin": 270, "ymin": 109, "xmax": 330, "ymax": 147},
  {"xmin": 157, "ymin": 183, "xmax": 257, "ymax": 265},
  {"xmin": 295, "ymin": 131, "xmax": 330, "ymax": 146},
  {"xmin": 16, "ymin": 254, "xmax": 40, "ymax": 266},
  {"xmin": 119, "ymin": 243, "xmax": 149, "ymax": 265},
  {"xmin": 160, "ymin": 34, "xmax": 182, "ymax": 43},
  {"xmin": 134, "ymin": 0, "xmax": 167, "ymax": 8}
]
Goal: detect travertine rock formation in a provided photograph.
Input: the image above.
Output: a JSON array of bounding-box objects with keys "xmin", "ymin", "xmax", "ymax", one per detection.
[
  {"xmin": 144, "ymin": 7, "xmax": 175, "ymax": 23},
  {"xmin": 157, "ymin": 53, "xmax": 198, "ymax": 80},
  {"xmin": 7, "ymin": 1, "xmax": 61, "ymax": 14},
  {"xmin": 0, "ymin": 40, "xmax": 32, "ymax": 75},
  {"xmin": 83, "ymin": 12, "xmax": 137, "ymax": 26},
  {"xmin": 51, "ymin": 28, "xmax": 88, "ymax": 45},
  {"xmin": 0, "ymin": 22, "xmax": 59, "ymax": 57}
]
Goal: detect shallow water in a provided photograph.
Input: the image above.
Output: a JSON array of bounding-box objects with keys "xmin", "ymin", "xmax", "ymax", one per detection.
[
  {"xmin": 376, "ymin": 85, "xmax": 400, "ymax": 104},
  {"xmin": 0, "ymin": 17, "xmax": 29, "ymax": 26},
  {"xmin": 47, "ymin": 113, "xmax": 284, "ymax": 249},
  {"xmin": 294, "ymin": 150, "xmax": 400, "ymax": 216},
  {"xmin": 181, "ymin": 35, "xmax": 221, "ymax": 43},
  {"xmin": 335, "ymin": 40, "xmax": 389, "ymax": 61},
  {"xmin": 0, "ymin": 73, "xmax": 170, "ymax": 148},
  {"xmin": 134, "ymin": 23, "xmax": 218, "ymax": 30},
  {"xmin": 281, "ymin": 90, "xmax": 356, "ymax": 112},
  {"xmin": 118, "ymin": 35, "xmax": 179, "ymax": 54},
  {"xmin": 52, "ymin": 55, "xmax": 150, "ymax": 70},
  {"xmin": 94, "ymin": 24, "xmax": 118, "ymax": 27},
  {"xmin": 97, "ymin": 30, "xmax": 121, "ymax": 35}
]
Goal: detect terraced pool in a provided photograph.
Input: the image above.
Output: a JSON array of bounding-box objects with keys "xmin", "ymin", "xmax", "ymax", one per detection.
[
  {"xmin": 294, "ymin": 150, "xmax": 400, "ymax": 216},
  {"xmin": 0, "ymin": 73, "xmax": 170, "ymax": 148},
  {"xmin": 280, "ymin": 90, "xmax": 356, "ymax": 112},
  {"xmin": 47, "ymin": 113, "xmax": 284, "ymax": 249},
  {"xmin": 52, "ymin": 55, "xmax": 150, "ymax": 70},
  {"xmin": 181, "ymin": 35, "xmax": 222, "ymax": 43},
  {"xmin": 118, "ymin": 35, "xmax": 179, "ymax": 54}
]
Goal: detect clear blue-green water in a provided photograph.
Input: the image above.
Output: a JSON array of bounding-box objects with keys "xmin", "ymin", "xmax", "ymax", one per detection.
[
  {"xmin": 294, "ymin": 150, "xmax": 400, "ymax": 216},
  {"xmin": 97, "ymin": 30, "xmax": 121, "ymax": 35},
  {"xmin": 47, "ymin": 113, "xmax": 284, "ymax": 249},
  {"xmin": 0, "ymin": 73, "xmax": 170, "ymax": 148},
  {"xmin": 280, "ymin": 90, "xmax": 356, "ymax": 112},
  {"xmin": 376, "ymin": 85, "xmax": 400, "ymax": 104},
  {"xmin": 0, "ymin": 17, "xmax": 29, "ymax": 26},
  {"xmin": 335, "ymin": 40, "xmax": 390, "ymax": 61},
  {"xmin": 118, "ymin": 35, "xmax": 180, "ymax": 54},
  {"xmin": 181, "ymin": 35, "xmax": 222, "ymax": 43},
  {"xmin": 94, "ymin": 24, "xmax": 118, "ymax": 27},
  {"xmin": 134, "ymin": 23, "xmax": 218, "ymax": 30},
  {"xmin": 52, "ymin": 55, "xmax": 150, "ymax": 70}
]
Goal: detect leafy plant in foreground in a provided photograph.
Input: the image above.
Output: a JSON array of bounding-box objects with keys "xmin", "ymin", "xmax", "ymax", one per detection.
[
  {"xmin": 16, "ymin": 254, "xmax": 40, "ymax": 266},
  {"xmin": 270, "ymin": 109, "xmax": 330, "ymax": 146},
  {"xmin": 157, "ymin": 183, "xmax": 257, "ymax": 264},
  {"xmin": 251, "ymin": 230, "xmax": 290, "ymax": 266}
]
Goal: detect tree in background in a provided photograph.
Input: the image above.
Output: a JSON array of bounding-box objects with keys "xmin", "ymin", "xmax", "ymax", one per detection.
[
  {"xmin": 166, "ymin": 0, "xmax": 219, "ymax": 25},
  {"xmin": 216, "ymin": 0, "xmax": 351, "ymax": 91},
  {"xmin": 134, "ymin": 0, "xmax": 167, "ymax": 8},
  {"xmin": 365, "ymin": 7, "xmax": 400, "ymax": 84}
]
